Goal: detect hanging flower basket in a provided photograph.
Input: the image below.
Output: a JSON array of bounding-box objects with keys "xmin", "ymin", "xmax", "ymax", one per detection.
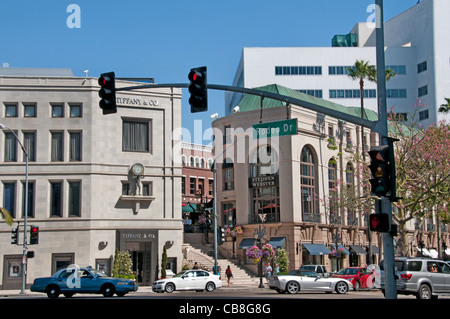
[
  {"xmin": 227, "ymin": 225, "xmax": 244, "ymax": 238},
  {"xmin": 246, "ymin": 244, "xmax": 275, "ymax": 264},
  {"xmin": 328, "ymin": 248, "xmax": 348, "ymax": 259}
]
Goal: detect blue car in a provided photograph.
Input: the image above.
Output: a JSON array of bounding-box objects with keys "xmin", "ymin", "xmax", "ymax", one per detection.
[{"xmin": 30, "ymin": 266, "xmax": 138, "ymax": 298}]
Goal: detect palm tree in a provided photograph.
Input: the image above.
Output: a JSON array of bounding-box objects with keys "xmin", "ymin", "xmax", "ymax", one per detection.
[
  {"xmin": 0, "ymin": 207, "xmax": 13, "ymax": 226},
  {"xmin": 439, "ymin": 98, "xmax": 450, "ymax": 114},
  {"xmin": 347, "ymin": 60, "xmax": 396, "ymax": 264}
]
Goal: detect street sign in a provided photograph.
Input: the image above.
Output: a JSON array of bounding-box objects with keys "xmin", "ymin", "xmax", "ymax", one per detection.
[{"xmin": 253, "ymin": 119, "xmax": 298, "ymax": 139}]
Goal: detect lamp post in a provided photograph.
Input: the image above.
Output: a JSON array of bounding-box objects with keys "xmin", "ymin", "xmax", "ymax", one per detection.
[
  {"xmin": 0, "ymin": 124, "xmax": 29, "ymax": 295},
  {"xmin": 253, "ymin": 213, "xmax": 267, "ymax": 289}
]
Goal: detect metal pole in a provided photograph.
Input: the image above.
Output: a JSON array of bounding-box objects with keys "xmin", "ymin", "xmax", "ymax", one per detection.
[
  {"xmin": 213, "ymin": 163, "xmax": 218, "ymax": 276},
  {"xmin": 375, "ymin": 0, "xmax": 397, "ymax": 299}
]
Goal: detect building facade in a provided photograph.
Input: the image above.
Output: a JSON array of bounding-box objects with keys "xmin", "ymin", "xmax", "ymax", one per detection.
[
  {"xmin": 0, "ymin": 69, "xmax": 182, "ymax": 289},
  {"xmin": 225, "ymin": 0, "xmax": 450, "ymax": 128},
  {"xmin": 215, "ymin": 84, "xmax": 382, "ymax": 273}
]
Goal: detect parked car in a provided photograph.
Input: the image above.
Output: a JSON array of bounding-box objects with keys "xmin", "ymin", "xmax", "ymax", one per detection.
[
  {"xmin": 30, "ymin": 266, "xmax": 138, "ymax": 298},
  {"xmin": 152, "ymin": 270, "xmax": 222, "ymax": 293},
  {"xmin": 268, "ymin": 269, "xmax": 352, "ymax": 294},
  {"xmin": 377, "ymin": 257, "xmax": 450, "ymax": 299},
  {"xmin": 299, "ymin": 265, "xmax": 330, "ymax": 277},
  {"xmin": 332, "ymin": 267, "xmax": 374, "ymax": 290}
]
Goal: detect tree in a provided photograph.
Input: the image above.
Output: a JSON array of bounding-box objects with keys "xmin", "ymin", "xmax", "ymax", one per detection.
[
  {"xmin": 389, "ymin": 103, "xmax": 450, "ymax": 256},
  {"xmin": 439, "ymin": 98, "xmax": 450, "ymax": 114},
  {"xmin": 112, "ymin": 249, "xmax": 134, "ymax": 279},
  {"xmin": 161, "ymin": 245, "xmax": 167, "ymax": 278},
  {"xmin": 274, "ymin": 248, "xmax": 289, "ymax": 273}
]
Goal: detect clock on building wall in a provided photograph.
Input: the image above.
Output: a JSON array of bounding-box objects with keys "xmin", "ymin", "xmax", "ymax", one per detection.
[{"xmin": 131, "ymin": 163, "xmax": 144, "ymax": 176}]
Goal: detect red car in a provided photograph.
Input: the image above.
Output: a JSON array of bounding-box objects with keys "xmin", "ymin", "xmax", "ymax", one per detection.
[{"xmin": 332, "ymin": 267, "xmax": 374, "ymax": 290}]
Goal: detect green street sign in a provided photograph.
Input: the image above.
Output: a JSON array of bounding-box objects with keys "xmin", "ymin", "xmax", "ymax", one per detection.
[{"xmin": 253, "ymin": 119, "xmax": 298, "ymax": 139}]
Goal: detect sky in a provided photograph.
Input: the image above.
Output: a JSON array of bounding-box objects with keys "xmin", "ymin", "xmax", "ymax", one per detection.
[{"xmin": 0, "ymin": 0, "xmax": 420, "ymax": 145}]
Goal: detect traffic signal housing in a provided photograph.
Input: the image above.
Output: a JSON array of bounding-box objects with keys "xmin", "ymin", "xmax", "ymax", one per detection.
[
  {"xmin": 98, "ymin": 72, "xmax": 117, "ymax": 114},
  {"xmin": 217, "ymin": 227, "xmax": 226, "ymax": 245},
  {"xmin": 368, "ymin": 145, "xmax": 391, "ymax": 197},
  {"xmin": 369, "ymin": 214, "xmax": 390, "ymax": 232},
  {"xmin": 188, "ymin": 66, "xmax": 207, "ymax": 113},
  {"xmin": 29, "ymin": 225, "xmax": 39, "ymax": 245},
  {"xmin": 11, "ymin": 226, "xmax": 19, "ymax": 245}
]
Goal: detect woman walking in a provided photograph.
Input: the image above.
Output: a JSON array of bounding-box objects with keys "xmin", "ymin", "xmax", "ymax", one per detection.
[{"xmin": 225, "ymin": 265, "xmax": 233, "ymax": 287}]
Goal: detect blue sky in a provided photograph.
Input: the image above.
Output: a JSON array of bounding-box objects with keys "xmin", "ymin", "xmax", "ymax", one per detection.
[{"xmin": 0, "ymin": 0, "xmax": 419, "ymax": 144}]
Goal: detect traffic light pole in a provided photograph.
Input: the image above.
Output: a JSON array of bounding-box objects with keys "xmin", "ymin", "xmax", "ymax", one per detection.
[{"xmin": 375, "ymin": 0, "xmax": 397, "ymax": 299}]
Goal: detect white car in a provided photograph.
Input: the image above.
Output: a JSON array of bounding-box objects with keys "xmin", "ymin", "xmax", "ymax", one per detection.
[
  {"xmin": 152, "ymin": 270, "xmax": 222, "ymax": 293},
  {"xmin": 269, "ymin": 270, "xmax": 353, "ymax": 294}
]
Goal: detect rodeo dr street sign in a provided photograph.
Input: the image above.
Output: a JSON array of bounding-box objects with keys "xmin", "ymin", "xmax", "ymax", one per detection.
[{"xmin": 253, "ymin": 118, "xmax": 298, "ymax": 139}]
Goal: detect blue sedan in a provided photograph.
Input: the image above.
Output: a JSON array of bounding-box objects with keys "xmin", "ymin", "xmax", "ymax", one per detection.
[{"xmin": 30, "ymin": 266, "xmax": 138, "ymax": 298}]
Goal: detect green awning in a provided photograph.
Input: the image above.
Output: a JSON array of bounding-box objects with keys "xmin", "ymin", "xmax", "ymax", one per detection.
[
  {"xmin": 268, "ymin": 237, "xmax": 286, "ymax": 249},
  {"xmin": 182, "ymin": 203, "xmax": 197, "ymax": 213},
  {"xmin": 303, "ymin": 243, "xmax": 331, "ymax": 256}
]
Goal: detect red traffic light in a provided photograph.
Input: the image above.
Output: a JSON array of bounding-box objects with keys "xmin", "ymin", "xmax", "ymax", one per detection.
[
  {"xmin": 369, "ymin": 214, "xmax": 390, "ymax": 232},
  {"xmin": 30, "ymin": 225, "xmax": 39, "ymax": 245}
]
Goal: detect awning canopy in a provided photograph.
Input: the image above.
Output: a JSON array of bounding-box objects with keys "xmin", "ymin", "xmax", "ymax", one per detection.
[
  {"xmin": 368, "ymin": 245, "xmax": 379, "ymax": 255},
  {"xmin": 303, "ymin": 243, "xmax": 331, "ymax": 256},
  {"xmin": 238, "ymin": 238, "xmax": 257, "ymax": 249},
  {"xmin": 268, "ymin": 237, "xmax": 286, "ymax": 249},
  {"xmin": 182, "ymin": 203, "xmax": 197, "ymax": 213},
  {"xmin": 349, "ymin": 245, "xmax": 367, "ymax": 255}
]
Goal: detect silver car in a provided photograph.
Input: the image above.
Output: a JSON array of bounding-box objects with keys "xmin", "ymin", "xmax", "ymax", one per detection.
[
  {"xmin": 268, "ymin": 270, "xmax": 352, "ymax": 294},
  {"xmin": 378, "ymin": 257, "xmax": 450, "ymax": 299}
]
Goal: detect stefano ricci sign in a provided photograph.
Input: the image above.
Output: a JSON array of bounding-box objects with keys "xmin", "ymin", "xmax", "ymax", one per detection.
[
  {"xmin": 116, "ymin": 96, "xmax": 159, "ymax": 107},
  {"xmin": 248, "ymin": 175, "xmax": 279, "ymax": 188}
]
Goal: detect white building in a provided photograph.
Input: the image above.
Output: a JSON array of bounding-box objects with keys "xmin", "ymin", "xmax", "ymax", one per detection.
[
  {"xmin": 0, "ymin": 68, "xmax": 182, "ymax": 289},
  {"xmin": 226, "ymin": 0, "xmax": 450, "ymax": 128}
]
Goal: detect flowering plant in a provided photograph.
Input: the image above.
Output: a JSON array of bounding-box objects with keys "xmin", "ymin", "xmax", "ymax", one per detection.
[
  {"xmin": 227, "ymin": 225, "xmax": 243, "ymax": 238},
  {"xmin": 246, "ymin": 244, "xmax": 275, "ymax": 263},
  {"xmin": 328, "ymin": 248, "xmax": 348, "ymax": 259},
  {"xmin": 197, "ymin": 214, "xmax": 206, "ymax": 224}
]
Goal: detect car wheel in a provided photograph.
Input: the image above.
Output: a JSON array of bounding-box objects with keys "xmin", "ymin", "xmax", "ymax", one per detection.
[
  {"xmin": 205, "ymin": 281, "xmax": 216, "ymax": 292},
  {"xmin": 335, "ymin": 281, "xmax": 349, "ymax": 294},
  {"xmin": 417, "ymin": 284, "xmax": 432, "ymax": 300},
  {"xmin": 101, "ymin": 284, "xmax": 115, "ymax": 297},
  {"xmin": 165, "ymin": 282, "xmax": 175, "ymax": 293},
  {"xmin": 46, "ymin": 285, "xmax": 60, "ymax": 298},
  {"xmin": 286, "ymin": 281, "xmax": 300, "ymax": 294}
]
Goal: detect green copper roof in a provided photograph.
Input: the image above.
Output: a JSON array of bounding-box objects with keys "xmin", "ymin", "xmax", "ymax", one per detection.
[{"xmin": 236, "ymin": 84, "xmax": 378, "ymax": 121}]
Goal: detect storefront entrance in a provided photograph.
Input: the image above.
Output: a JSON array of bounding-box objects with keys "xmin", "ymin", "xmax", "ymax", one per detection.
[{"xmin": 2, "ymin": 255, "xmax": 22, "ymax": 290}]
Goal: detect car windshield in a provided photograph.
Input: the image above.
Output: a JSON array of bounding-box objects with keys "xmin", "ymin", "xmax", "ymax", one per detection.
[
  {"xmin": 336, "ymin": 268, "xmax": 358, "ymax": 275},
  {"xmin": 287, "ymin": 270, "xmax": 318, "ymax": 277},
  {"xmin": 173, "ymin": 271, "xmax": 188, "ymax": 278},
  {"xmin": 90, "ymin": 269, "xmax": 107, "ymax": 277}
]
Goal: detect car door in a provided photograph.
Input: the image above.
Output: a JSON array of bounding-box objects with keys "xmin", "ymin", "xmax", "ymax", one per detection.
[
  {"xmin": 79, "ymin": 269, "xmax": 99, "ymax": 292},
  {"xmin": 179, "ymin": 271, "xmax": 196, "ymax": 290},
  {"xmin": 441, "ymin": 262, "xmax": 450, "ymax": 292},
  {"xmin": 298, "ymin": 271, "xmax": 321, "ymax": 290},
  {"xmin": 426, "ymin": 261, "xmax": 446, "ymax": 293},
  {"xmin": 195, "ymin": 271, "xmax": 209, "ymax": 289}
]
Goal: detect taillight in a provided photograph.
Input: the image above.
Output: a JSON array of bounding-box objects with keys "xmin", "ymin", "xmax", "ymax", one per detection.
[{"xmin": 400, "ymin": 273, "xmax": 412, "ymax": 280}]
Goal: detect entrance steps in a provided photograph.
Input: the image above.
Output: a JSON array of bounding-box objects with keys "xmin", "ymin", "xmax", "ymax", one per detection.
[{"xmin": 183, "ymin": 243, "xmax": 260, "ymax": 287}]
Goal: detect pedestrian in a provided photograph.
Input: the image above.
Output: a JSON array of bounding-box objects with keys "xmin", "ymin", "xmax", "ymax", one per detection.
[
  {"xmin": 264, "ymin": 262, "xmax": 272, "ymax": 283},
  {"xmin": 274, "ymin": 264, "xmax": 280, "ymax": 275},
  {"xmin": 193, "ymin": 262, "xmax": 198, "ymax": 269},
  {"xmin": 225, "ymin": 265, "xmax": 233, "ymax": 287}
]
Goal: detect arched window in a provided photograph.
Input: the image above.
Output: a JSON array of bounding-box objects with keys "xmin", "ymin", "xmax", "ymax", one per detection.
[
  {"xmin": 301, "ymin": 146, "xmax": 319, "ymax": 222},
  {"xmin": 328, "ymin": 159, "xmax": 340, "ymax": 224}
]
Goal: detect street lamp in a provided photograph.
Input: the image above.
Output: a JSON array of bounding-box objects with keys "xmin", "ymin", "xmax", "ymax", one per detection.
[
  {"xmin": 0, "ymin": 124, "xmax": 29, "ymax": 294},
  {"xmin": 253, "ymin": 222, "xmax": 266, "ymax": 288}
]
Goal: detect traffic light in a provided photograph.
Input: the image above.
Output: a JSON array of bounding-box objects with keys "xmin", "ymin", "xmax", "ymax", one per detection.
[
  {"xmin": 29, "ymin": 225, "xmax": 39, "ymax": 245},
  {"xmin": 98, "ymin": 72, "xmax": 117, "ymax": 114},
  {"xmin": 369, "ymin": 214, "xmax": 390, "ymax": 232},
  {"xmin": 11, "ymin": 226, "xmax": 19, "ymax": 245},
  {"xmin": 368, "ymin": 145, "xmax": 391, "ymax": 197},
  {"xmin": 188, "ymin": 66, "xmax": 207, "ymax": 113},
  {"xmin": 217, "ymin": 227, "xmax": 226, "ymax": 245}
]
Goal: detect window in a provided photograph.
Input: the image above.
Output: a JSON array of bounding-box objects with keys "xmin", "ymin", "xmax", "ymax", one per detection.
[
  {"xmin": 418, "ymin": 85, "xmax": 428, "ymax": 97},
  {"xmin": 23, "ymin": 132, "xmax": 36, "ymax": 162},
  {"xmin": 23, "ymin": 181, "xmax": 34, "ymax": 218},
  {"xmin": 50, "ymin": 182, "xmax": 63, "ymax": 217},
  {"xmin": 122, "ymin": 182, "xmax": 131, "ymax": 195},
  {"xmin": 68, "ymin": 181, "xmax": 81, "ymax": 217},
  {"xmin": 4, "ymin": 131, "xmax": 17, "ymax": 162},
  {"xmin": 417, "ymin": 61, "xmax": 427, "ymax": 73},
  {"xmin": 328, "ymin": 159, "xmax": 340, "ymax": 224},
  {"xmin": 419, "ymin": 109, "xmax": 429, "ymax": 121},
  {"xmin": 51, "ymin": 132, "xmax": 63, "ymax": 161},
  {"xmin": 386, "ymin": 89, "xmax": 407, "ymax": 99},
  {"xmin": 69, "ymin": 132, "xmax": 82, "ymax": 161},
  {"xmin": 69, "ymin": 104, "xmax": 82, "ymax": 117},
  {"xmin": 3, "ymin": 182, "xmax": 16, "ymax": 218},
  {"xmin": 223, "ymin": 159, "xmax": 234, "ymax": 191},
  {"xmin": 208, "ymin": 179, "xmax": 214, "ymax": 196},
  {"xmin": 142, "ymin": 182, "xmax": 152, "ymax": 196},
  {"xmin": 329, "ymin": 89, "xmax": 376, "ymax": 99},
  {"xmin": 190, "ymin": 177, "xmax": 196, "ymax": 195},
  {"xmin": 24, "ymin": 104, "xmax": 37, "ymax": 117},
  {"xmin": 386, "ymin": 65, "xmax": 406, "ymax": 75},
  {"xmin": 275, "ymin": 66, "xmax": 322, "ymax": 75},
  {"xmin": 5, "ymin": 104, "xmax": 17, "ymax": 117},
  {"xmin": 328, "ymin": 66, "xmax": 353, "ymax": 75},
  {"xmin": 122, "ymin": 120, "xmax": 150, "ymax": 152},
  {"xmin": 181, "ymin": 177, "xmax": 186, "ymax": 195},
  {"xmin": 301, "ymin": 146, "xmax": 319, "ymax": 222},
  {"xmin": 51, "ymin": 104, "xmax": 64, "ymax": 117},
  {"xmin": 297, "ymin": 89, "xmax": 323, "ymax": 98}
]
